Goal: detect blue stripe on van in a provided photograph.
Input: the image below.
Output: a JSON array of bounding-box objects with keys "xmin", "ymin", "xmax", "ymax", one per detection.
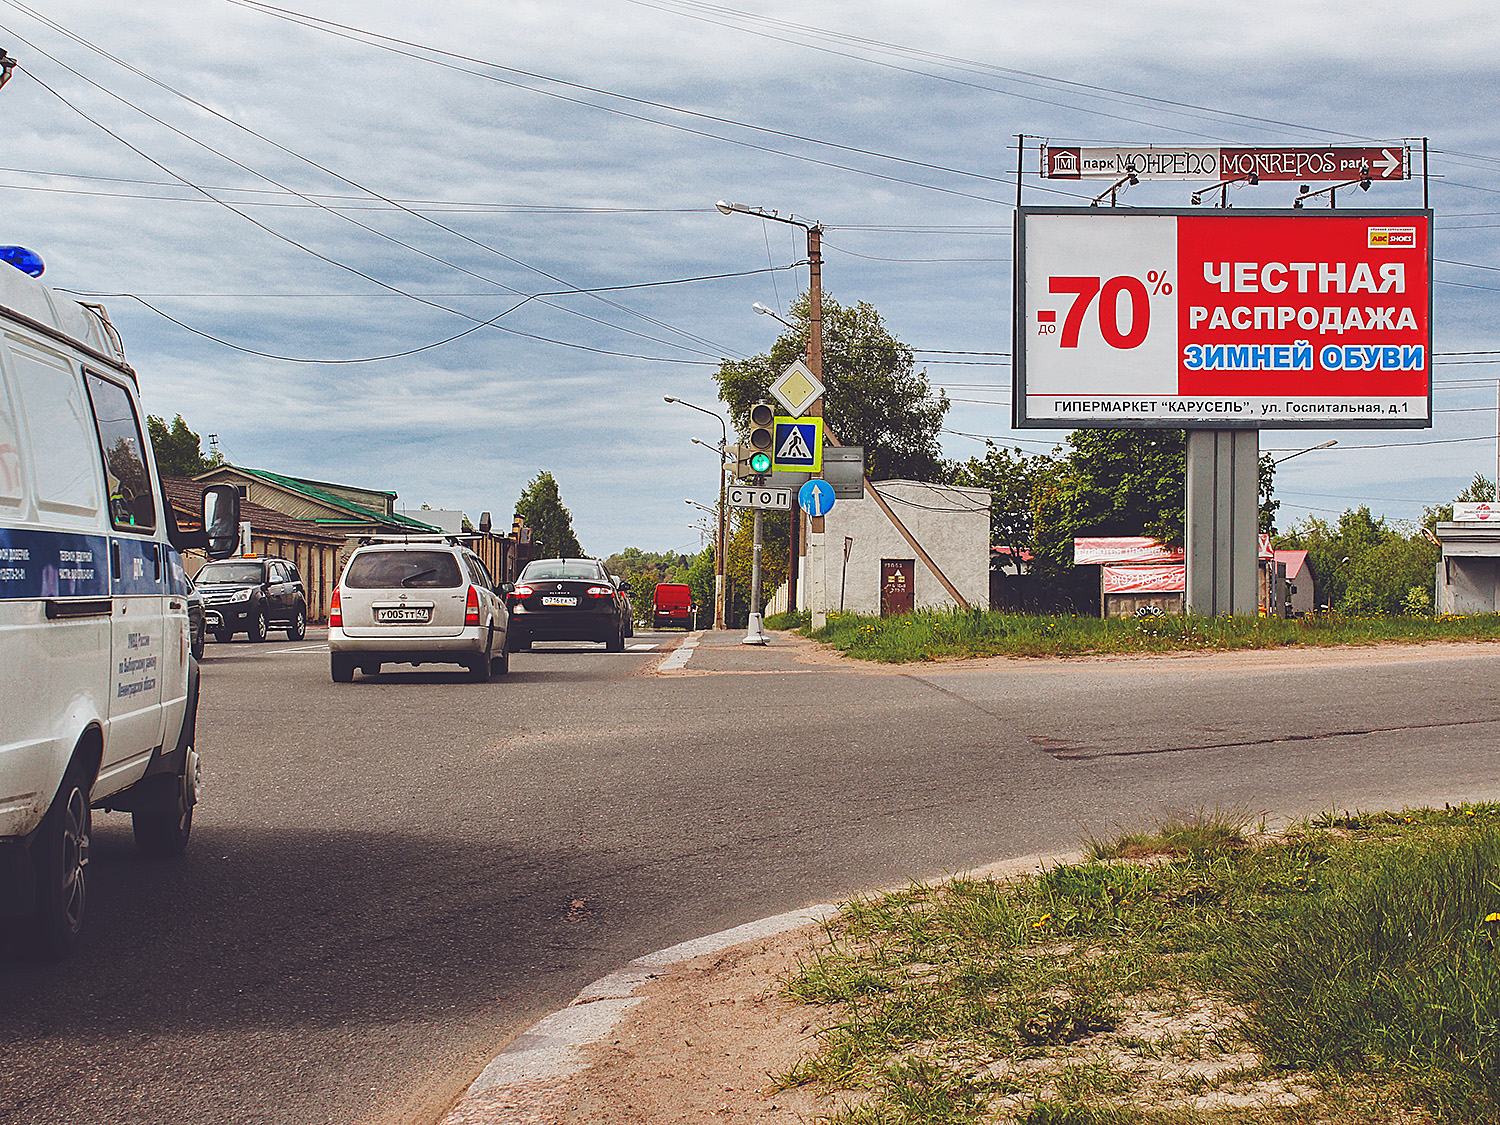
[{"xmin": 0, "ymin": 526, "xmax": 111, "ymax": 598}]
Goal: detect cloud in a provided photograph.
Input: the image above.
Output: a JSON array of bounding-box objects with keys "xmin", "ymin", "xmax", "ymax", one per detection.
[{"xmin": 1, "ymin": 0, "xmax": 1496, "ymax": 551}]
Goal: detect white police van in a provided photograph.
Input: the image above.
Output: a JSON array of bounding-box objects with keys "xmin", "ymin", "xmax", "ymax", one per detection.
[{"xmin": 0, "ymin": 247, "xmax": 239, "ymax": 956}]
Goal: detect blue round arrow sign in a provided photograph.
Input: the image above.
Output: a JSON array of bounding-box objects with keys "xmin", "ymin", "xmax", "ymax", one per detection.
[{"xmin": 798, "ymin": 478, "xmax": 835, "ymax": 517}]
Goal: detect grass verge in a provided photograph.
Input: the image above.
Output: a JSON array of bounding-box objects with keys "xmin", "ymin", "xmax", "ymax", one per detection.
[
  {"xmin": 777, "ymin": 806, "xmax": 1500, "ymax": 1123},
  {"xmin": 791, "ymin": 610, "xmax": 1500, "ymax": 663}
]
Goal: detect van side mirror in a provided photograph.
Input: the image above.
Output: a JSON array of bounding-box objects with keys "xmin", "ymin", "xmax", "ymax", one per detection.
[{"xmin": 202, "ymin": 484, "xmax": 241, "ymax": 559}]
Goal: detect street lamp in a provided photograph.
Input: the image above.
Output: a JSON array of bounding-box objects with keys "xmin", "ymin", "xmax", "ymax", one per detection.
[
  {"xmin": 1271, "ymin": 439, "xmax": 1337, "ymax": 466},
  {"xmin": 718, "ymin": 199, "xmax": 826, "ymax": 631},
  {"xmin": 753, "ymin": 302, "xmax": 796, "ymax": 330},
  {"xmin": 664, "ymin": 396, "xmax": 728, "ymax": 629}
]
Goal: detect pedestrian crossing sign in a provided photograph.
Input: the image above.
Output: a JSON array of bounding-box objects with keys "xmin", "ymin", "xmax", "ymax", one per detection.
[{"xmin": 772, "ymin": 417, "xmax": 822, "ymax": 473}]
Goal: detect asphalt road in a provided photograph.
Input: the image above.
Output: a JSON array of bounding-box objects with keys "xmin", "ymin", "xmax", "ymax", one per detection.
[{"xmin": 3, "ymin": 632, "xmax": 1498, "ymax": 1125}]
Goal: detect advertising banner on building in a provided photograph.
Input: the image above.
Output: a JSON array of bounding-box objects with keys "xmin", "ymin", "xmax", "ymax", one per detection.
[
  {"xmin": 1041, "ymin": 145, "xmax": 1408, "ymax": 182},
  {"xmin": 1073, "ymin": 537, "xmax": 1185, "ymax": 565},
  {"xmin": 1101, "ymin": 564, "xmax": 1186, "ymax": 594},
  {"xmin": 1014, "ymin": 208, "xmax": 1433, "ymax": 429}
]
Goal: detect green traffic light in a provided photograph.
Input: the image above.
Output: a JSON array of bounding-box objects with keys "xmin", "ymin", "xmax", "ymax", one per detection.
[{"xmin": 749, "ymin": 451, "xmax": 771, "ymax": 473}]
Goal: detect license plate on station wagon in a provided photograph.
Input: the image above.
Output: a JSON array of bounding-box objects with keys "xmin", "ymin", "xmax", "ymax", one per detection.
[
  {"xmin": 376, "ymin": 606, "xmax": 432, "ymax": 623},
  {"xmin": 541, "ymin": 595, "xmax": 577, "ymax": 606}
]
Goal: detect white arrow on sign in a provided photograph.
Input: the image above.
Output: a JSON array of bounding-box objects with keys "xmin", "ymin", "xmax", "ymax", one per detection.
[{"xmin": 1376, "ymin": 149, "xmax": 1401, "ymax": 178}]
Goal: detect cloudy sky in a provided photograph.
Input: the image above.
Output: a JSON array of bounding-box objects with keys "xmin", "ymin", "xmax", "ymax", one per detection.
[{"xmin": 2, "ymin": 0, "xmax": 1496, "ymax": 556}]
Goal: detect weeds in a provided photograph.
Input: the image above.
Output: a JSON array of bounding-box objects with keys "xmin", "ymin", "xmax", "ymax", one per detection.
[
  {"xmin": 779, "ymin": 806, "xmax": 1500, "ymax": 1123},
  {"xmin": 791, "ymin": 608, "xmax": 1500, "ymax": 664}
]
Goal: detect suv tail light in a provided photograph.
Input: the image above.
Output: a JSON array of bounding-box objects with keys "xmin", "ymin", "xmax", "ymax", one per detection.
[
  {"xmin": 586, "ymin": 586, "xmax": 614, "ymax": 598},
  {"xmin": 465, "ymin": 585, "xmax": 481, "ymax": 626},
  {"xmin": 329, "ymin": 587, "xmax": 342, "ymax": 628}
]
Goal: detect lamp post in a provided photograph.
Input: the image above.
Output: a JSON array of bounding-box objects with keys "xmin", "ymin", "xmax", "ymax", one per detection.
[
  {"xmin": 717, "ymin": 200, "xmax": 824, "ymax": 625},
  {"xmin": 665, "ymin": 396, "xmax": 728, "ymax": 629},
  {"xmin": 1271, "ymin": 439, "xmax": 1337, "ymax": 466}
]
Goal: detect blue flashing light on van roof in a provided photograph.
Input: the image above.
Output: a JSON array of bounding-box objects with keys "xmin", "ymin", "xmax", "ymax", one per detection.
[{"xmin": 0, "ymin": 245, "xmax": 44, "ymax": 277}]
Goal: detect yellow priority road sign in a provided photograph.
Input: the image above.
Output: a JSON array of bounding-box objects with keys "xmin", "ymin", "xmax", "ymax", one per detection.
[{"xmin": 771, "ymin": 416, "xmax": 823, "ymax": 473}]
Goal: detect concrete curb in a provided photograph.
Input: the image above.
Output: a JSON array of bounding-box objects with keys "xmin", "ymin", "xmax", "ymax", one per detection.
[
  {"xmin": 437, "ymin": 905, "xmax": 838, "ymax": 1124},
  {"xmin": 437, "ymin": 851, "xmax": 1075, "ymax": 1124}
]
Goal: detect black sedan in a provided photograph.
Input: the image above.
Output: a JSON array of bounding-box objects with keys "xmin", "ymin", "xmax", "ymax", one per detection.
[{"xmin": 506, "ymin": 558, "xmax": 631, "ymax": 651}]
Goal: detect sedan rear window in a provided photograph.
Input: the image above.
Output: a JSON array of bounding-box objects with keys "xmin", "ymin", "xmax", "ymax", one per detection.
[
  {"xmin": 346, "ymin": 550, "xmax": 463, "ymax": 589},
  {"xmin": 520, "ymin": 561, "xmax": 604, "ymax": 581}
]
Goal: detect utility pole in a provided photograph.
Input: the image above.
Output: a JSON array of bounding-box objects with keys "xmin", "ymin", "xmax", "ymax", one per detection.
[{"xmin": 715, "ymin": 200, "xmax": 824, "ymax": 625}]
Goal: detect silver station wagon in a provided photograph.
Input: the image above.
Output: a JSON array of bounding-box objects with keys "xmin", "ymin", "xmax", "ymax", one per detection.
[{"xmin": 328, "ymin": 537, "xmax": 509, "ymax": 682}]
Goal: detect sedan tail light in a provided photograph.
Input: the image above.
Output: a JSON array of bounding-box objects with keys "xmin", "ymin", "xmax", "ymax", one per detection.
[
  {"xmin": 586, "ymin": 586, "xmax": 614, "ymax": 598},
  {"xmin": 329, "ymin": 587, "xmax": 343, "ymax": 628},
  {"xmin": 511, "ymin": 584, "xmax": 534, "ymax": 601},
  {"xmin": 465, "ymin": 585, "xmax": 481, "ymax": 626}
]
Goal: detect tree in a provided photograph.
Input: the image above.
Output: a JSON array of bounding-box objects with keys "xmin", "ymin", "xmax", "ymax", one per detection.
[
  {"xmin": 725, "ymin": 508, "xmax": 789, "ymax": 624},
  {"xmin": 147, "ymin": 414, "xmax": 218, "ymax": 478},
  {"xmin": 950, "ymin": 442, "xmax": 1063, "ymax": 576},
  {"xmin": 515, "ymin": 471, "xmax": 583, "ymax": 559},
  {"xmin": 714, "ymin": 292, "xmax": 949, "ymax": 481},
  {"xmin": 1276, "ymin": 506, "xmax": 1437, "ymax": 615},
  {"xmin": 1423, "ymin": 473, "xmax": 1495, "ymax": 528}
]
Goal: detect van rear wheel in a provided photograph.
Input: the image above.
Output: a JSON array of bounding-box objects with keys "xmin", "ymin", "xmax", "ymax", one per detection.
[
  {"xmin": 25, "ymin": 760, "xmax": 92, "ymax": 958},
  {"xmin": 331, "ymin": 654, "xmax": 355, "ymax": 683}
]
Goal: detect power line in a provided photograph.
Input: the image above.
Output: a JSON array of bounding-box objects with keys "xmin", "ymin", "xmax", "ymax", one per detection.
[{"xmin": 0, "ymin": 2, "xmax": 747, "ymax": 359}]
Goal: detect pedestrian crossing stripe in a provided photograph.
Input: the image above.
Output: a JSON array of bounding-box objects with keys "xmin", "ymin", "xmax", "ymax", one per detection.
[{"xmin": 772, "ymin": 417, "xmax": 822, "ymax": 472}]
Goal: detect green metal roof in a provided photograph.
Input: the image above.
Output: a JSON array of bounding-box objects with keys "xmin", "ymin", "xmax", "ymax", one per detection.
[{"xmin": 229, "ymin": 467, "xmax": 439, "ymax": 532}]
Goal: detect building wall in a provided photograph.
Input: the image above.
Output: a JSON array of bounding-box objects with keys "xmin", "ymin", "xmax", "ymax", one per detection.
[
  {"xmin": 1438, "ymin": 555, "xmax": 1499, "ymax": 614},
  {"xmin": 821, "ymin": 480, "xmax": 990, "ymax": 615},
  {"xmin": 1435, "ymin": 522, "xmax": 1500, "ymax": 615}
]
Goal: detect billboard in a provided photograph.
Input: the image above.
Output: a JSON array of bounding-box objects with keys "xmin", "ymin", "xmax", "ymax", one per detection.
[
  {"xmin": 1014, "ymin": 208, "xmax": 1433, "ymax": 429},
  {"xmin": 1041, "ymin": 145, "xmax": 1408, "ymax": 182}
]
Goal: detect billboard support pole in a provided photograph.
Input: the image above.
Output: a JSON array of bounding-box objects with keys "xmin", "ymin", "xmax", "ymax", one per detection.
[
  {"xmin": 1186, "ymin": 430, "xmax": 1259, "ymax": 616},
  {"xmin": 1016, "ymin": 134, "xmax": 1025, "ymax": 210}
]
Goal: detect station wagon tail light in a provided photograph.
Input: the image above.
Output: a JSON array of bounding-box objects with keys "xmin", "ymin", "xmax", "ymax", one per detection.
[
  {"xmin": 586, "ymin": 586, "xmax": 613, "ymax": 598},
  {"xmin": 465, "ymin": 585, "xmax": 481, "ymax": 626},
  {"xmin": 329, "ymin": 587, "xmax": 343, "ymax": 628},
  {"xmin": 511, "ymin": 584, "xmax": 534, "ymax": 600}
]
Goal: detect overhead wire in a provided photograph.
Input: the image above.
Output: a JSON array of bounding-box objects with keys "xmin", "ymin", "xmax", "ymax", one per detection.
[{"xmin": 0, "ymin": 1, "xmax": 749, "ymax": 359}]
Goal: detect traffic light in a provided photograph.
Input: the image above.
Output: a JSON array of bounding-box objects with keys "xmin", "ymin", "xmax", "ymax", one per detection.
[
  {"xmin": 731, "ymin": 443, "xmax": 773, "ymax": 480},
  {"xmin": 747, "ymin": 400, "xmax": 775, "ymax": 460}
]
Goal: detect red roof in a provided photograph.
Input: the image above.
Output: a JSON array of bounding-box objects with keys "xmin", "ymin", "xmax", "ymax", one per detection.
[{"xmin": 1274, "ymin": 549, "xmax": 1309, "ymax": 580}]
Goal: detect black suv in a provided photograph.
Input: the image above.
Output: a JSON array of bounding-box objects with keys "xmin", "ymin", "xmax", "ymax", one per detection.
[{"xmin": 195, "ymin": 556, "xmax": 308, "ymax": 642}]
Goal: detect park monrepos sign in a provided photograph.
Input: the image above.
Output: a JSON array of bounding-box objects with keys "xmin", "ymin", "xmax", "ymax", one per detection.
[
  {"xmin": 1013, "ymin": 208, "xmax": 1433, "ymax": 429},
  {"xmin": 1041, "ymin": 145, "xmax": 1408, "ymax": 182}
]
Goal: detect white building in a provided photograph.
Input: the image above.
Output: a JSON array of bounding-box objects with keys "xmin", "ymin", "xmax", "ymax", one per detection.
[
  {"xmin": 1435, "ymin": 515, "xmax": 1500, "ymax": 614},
  {"xmin": 819, "ymin": 479, "xmax": 991, "ymax": 615}
]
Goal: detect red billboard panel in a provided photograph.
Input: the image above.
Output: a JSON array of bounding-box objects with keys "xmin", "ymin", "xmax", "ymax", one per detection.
[{"xmin": 1014, "ymin": 208, "xmax": 1433, "ymax": 429}]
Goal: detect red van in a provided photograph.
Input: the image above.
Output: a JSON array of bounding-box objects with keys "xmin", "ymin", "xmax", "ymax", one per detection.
[{"xmin": 653, "ymin": 583, "xmax": 693, "ymax": 630}]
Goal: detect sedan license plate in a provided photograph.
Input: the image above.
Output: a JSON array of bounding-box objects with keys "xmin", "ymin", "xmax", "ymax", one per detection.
[
  {"xmin": 541, "ymin": 595, "xmax": 577, "ymax": 607},
  {"xmin": 376, "ymin": 606, "xmax": 432, "ymax": 623}
]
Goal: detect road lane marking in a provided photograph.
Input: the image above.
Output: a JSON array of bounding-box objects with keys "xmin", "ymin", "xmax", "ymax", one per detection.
[{"xmin": 656, "ymin": 631, "xmax": 701, "ymax": 672}]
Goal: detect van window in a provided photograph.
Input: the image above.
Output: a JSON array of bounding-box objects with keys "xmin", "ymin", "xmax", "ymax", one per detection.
[
  {"xmin": 345, "ymin": 549, "xmax": 462, "ymax": 589},
  {"xmin": 84, "ymin": 372, "xmax": 156, "ymax": 533},
  {"xmin": 0, "ymin": 372, "xmax": 25, "ymax": 509},
  {"xmin": 9, "ymin": 343, "xmax": 101, "ymax": 519}
]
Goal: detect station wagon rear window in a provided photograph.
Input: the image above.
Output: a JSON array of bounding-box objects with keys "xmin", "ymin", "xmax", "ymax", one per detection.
[{"xmin": 345, "ymin": 550, "xmax": 462, "ymax": 589}]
